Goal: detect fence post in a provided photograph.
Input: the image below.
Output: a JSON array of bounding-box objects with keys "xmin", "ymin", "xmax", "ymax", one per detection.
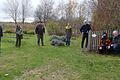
[{"xmin": 87, "ymin": 30, "xmax": 92, "ymax": 51}]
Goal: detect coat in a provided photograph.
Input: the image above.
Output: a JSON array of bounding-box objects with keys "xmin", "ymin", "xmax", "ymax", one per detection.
[
  {"xmin": 80, "ymin": 24, "xmax": 91, "ymax": 34},
  {"xmin": 65, "ymin": 26, "xmax": 72, "ymax": 37},
  {"xmin": 0, "ymin": 26, "xmax": 3, "ymax": 38},
  {"xmin": 35, "ymin": 23, "xmax": 45, "ymax": 35}
]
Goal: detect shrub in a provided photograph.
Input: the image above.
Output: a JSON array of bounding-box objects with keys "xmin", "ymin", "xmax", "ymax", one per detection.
[
  {"xmin": 50, "ymin": 35, "xmax": 66, "ymax": 46},
  {"xmin": 50, "ymin": 35, "xmax": 66, "ymax": 42},
  {"xmin": 46, "ymin": 20, "xmax": 65, "ymax": 36},
  {"xmin": 27, "ymin": 30, "xmax": 35, "ymax": 35}
]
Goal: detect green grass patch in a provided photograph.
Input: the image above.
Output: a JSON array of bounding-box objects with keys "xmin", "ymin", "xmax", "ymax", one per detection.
[{"xmin": 0, "ymin": 33, "xmax": 120, "ymax": 80}]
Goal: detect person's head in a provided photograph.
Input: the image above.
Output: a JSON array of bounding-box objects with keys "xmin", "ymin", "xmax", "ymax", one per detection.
[
  {"xmin": 84, "ymin": 20, "xmax": 88, "ymax": 24},
  {"xmin": 67, "ymin": 23, "xmax": 70, "ymax": 26},
  {"xmin": 16, "ymin": 24, "xmax": 21, "ymax": 28},
  {"xmin": 16, "ymin": 24, "xmax": 19, "ymax": 28},
  {"xmin": 38, "ymin": 21, "xmax": 44, "ymax": 25},
  {"xmin": 113, "ymin": 30, "xmax": 119, "ymax": 37},
  {"xmin": 88, "ymin": 21, "xmax": 91, "ymax": 25},
  {"xmin": 66, "ymin": 23, "xmax": 71, "ymax": 29},
  {"xmin": 102, "ymin": 32, "xmax": 107, "ymax": 39}
]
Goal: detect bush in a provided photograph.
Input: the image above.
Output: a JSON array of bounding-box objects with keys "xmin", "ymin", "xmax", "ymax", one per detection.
[
  {"xmin": 4, "ymin": 29, "xmax": 15, "ymax": 33},
  {"xmin": 23, "ymin": 30, "xmax": 35, "ymax": 35},
  {"xmin": 46, "ymin": 20, "xmax": 65, "ymax": 36},
  {"xmin": 51, "ymin": 39, "xmax": 65, "ymax": 46},
  {"xmin": 50, "ymin": 35, "xmax": 66, "ymax": 46},
  {"xmin": 50, "ymin": 35, "xmax": 66, "ymax": 42}
]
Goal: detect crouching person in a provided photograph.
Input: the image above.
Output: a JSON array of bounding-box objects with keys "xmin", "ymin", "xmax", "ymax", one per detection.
[
  {"xmin": 112, "ymin": 30, "xmax": 120, "ymax": 54},
  {"xmin": 99, "ymin": 32, "xmax": 112, "ymax": 54},
  {"xmin": 65, "ymin": 23, "xmax": 72, "ymax": 46},
  {"xmin": 15, "ymin": 25, "xmax": 23, "ymax": 48}
]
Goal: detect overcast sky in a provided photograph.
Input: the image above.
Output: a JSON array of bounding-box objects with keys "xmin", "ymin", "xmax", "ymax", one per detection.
[{"xmin": 0, "ymin": 0, "xmax": 84, "ymax": 22}]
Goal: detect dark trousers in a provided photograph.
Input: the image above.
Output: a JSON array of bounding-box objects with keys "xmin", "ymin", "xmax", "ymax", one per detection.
[
  {"xmin": 0, "ymin": 37, "xmax": 1, "ymax": 43},
  {"xmin": 66, "ymin": 36, "xmax": 71, "ymax": 46},
  {"xmin": 81, "ymin": 33, "xmax": 88, "ymax": 48},
  {"xmin": 16, "ymin": 35, "xmax": 21, "ymax": 48},
  {"xmin": 113, "ymin": 45, "xmax": 120, "ymax": 54},
  {"xmin": 37, "ymin": 34, "xmax": 44, "ymax": 46},
  {"xmin": 0, "ymin": 38, "xmax": 1, "ymax": 53}
]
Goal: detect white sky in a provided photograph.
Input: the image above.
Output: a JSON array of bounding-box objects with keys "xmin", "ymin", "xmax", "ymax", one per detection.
[{"xmin": 0, "ymin": 0, "xmax": 84, "ymax": 22}]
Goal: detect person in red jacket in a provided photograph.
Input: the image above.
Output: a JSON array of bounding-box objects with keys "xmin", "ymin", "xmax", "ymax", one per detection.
[{"xmin": 99, "ymin": 32, "xmax": 112, "ymax": 54}]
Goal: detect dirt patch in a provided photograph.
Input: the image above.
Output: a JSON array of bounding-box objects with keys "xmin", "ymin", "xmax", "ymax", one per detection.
[{"xmin": 15, "ymin": 59, "xmax": 80, "ymax": 80}]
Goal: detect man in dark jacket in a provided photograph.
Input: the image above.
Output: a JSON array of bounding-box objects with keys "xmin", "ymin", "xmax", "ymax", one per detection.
[
  {"xmin": 80, "ymin": 21, "xmax": 91, "ymax": 49},
  {"xmin": 15, "ymin": 25, "xmax": 23, "ymax": 48},
  {"xmin": 65, "ymin": 23, "xmax": 72, "ymax": 46},
  {"xmin": 35, "ymin": 21, "xmax": 45, "ymax": 46}
]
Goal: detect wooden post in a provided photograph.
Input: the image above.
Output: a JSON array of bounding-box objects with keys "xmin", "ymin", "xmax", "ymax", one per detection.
[{"xmin": 87, "ymin": 30, "xmax": 92, "ymax": 51}]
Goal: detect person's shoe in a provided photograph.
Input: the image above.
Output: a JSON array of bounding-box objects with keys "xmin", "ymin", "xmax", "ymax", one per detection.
[
  {"xmin": 81, "ymin": 48, "xmax": 84, "ymax": 52},
  {"xmin": 42, "ymin": 45, "xmax": 45, "ymax": 46},
  {"xmin": 85, "ymin": 48, "xmax": 88, "ymax": 52}
]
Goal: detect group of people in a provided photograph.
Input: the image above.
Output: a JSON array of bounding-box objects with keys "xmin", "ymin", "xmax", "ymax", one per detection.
[
  {"xmin": 99, "ymin": 30, "xmax": 120, "ymax": 54},
  {"xmin": 65, "ymin": 21, "xmax": 91, "ymax": 49},
  {"xmin": 15, "ymin": 21, "xmax": 45, "ymax": 47},
  {"xmin": 0, "ymin": 21, "xmax": 119, "ymax": 54},
  {"xmin": 0, "ymin": 21, "xmax": 92, "ymax": 50}
]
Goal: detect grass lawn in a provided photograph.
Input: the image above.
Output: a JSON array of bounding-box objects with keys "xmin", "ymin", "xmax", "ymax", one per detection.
[{"xmin": 0, "ymin": 33, "xmax": 120, "ymax": 80}]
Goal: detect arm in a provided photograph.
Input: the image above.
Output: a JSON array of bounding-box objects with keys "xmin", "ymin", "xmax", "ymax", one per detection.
[
  {"xmin": 80, "ymin": 26, "xmax": 83, "ymax": 33},
  {"xmin": 70, "ymin": 28, "xmax": 72, "ymax": 36},
  {"xmin": 16, "ymin": 28, "xmax": 18, "ymax": 34},
  {"xmin": 89, "ymin": 25, "xmax": 92, "ymax": 31},
  {"xmin": 0, "ymin": 28, "xmax": 3, "ymax": 37},
  {"xmin": 43, "ymin": 27, "xmax": 45, "ymax": 33}
]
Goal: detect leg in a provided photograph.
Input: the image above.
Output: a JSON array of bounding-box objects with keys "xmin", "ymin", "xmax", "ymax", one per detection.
[
  {"xmin": 41, "ymin": 35, "xmax": 44, "ymax": 46},
  {"xmin": 66, "ymin": 36, "xmax": 69, "ymax": 46},
  {"xmin": 37, "ymin": 35, "xmax": 40, "ymax": 46},
  {"xmin": 16, "ymin": 38, "xmax": 19, "ymax": 47},
  {"xmin": 85, "ymin": 34, "xmax": 88, "ymax": 48},
  {"xmin": 0, "ymin": 38, "xmax": 1, "ymax": 53},
  {"xmin": 69, "ymin": 37, "xmax": 71, "ymax": 45},
  {"xmin": 81, "ymin": 34, "xmax": 86, "ymax": 48},
  {"xmin": 18, "ymin": 38, "xmax": 21, "ymax": 48},
  {"xmin": 68, "ymin": 37, "xmax": 71, "ymax": 46}
]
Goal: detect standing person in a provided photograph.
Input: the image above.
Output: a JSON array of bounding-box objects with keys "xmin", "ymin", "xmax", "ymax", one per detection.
[
  {"xmin": 35, "ymin": 21, "xmax": 45, "ymax": 46},
  {"xmin": 80, "ymin": 21, "xmax": 91, "ymax": 50},
  {"xmin": 0, "ymin": 26, "xmax": 3, "ymax": 42},
  {"xmin": 0, "ymin": 26, "xmax": 3, "ymax": 53},
  {"xmin": 15, "ymin": 25, "xmax": 23, "ymax": 48},
  {"xmin": 65, "ymin": 23, "xmax": 72, "ymax": 46}
]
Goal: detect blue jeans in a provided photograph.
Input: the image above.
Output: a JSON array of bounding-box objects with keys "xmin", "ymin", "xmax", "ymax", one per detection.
[{"xmin": 66, "ymin": 36, "xmax": 71, "ymax": 46}]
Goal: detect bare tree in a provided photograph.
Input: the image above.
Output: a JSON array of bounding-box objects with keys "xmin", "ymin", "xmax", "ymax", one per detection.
[
  {"xmin": 4, "ymin": 0, "xmax": 20, "ymax": 24},
  {"xmin": 34, "ymin": 0, "xmax": 54, "ymax": 23},
  {"xmin": 56, "ymin": 0, "xmax": 66, "ymax": 19},
  {"xmin": 93, "ymin": 0, "xmax": 120, "ymax": 30},
  {"xmin": 65, "ymin": 0, "xmax": 78, "ymax": 22},
  {"xmin": 21, "ymin": 0, "xmax": 32, "ymax": 24}
]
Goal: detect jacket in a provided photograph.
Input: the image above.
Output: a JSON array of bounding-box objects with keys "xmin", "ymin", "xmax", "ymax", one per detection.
[
  {"xmin": 35, "ymin": 24, "xmax": 45, "ymax": 35},
  {"xmin": 0, "ymin": 26, "xmax": 3, "ymax": 37},
  {"xmin": 80, "ymin": 24, "xmax": 91, "ymax": 34},
  {"xmin": 65, "ymin": 25, "xmax": 72, "ymax": 37}
]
